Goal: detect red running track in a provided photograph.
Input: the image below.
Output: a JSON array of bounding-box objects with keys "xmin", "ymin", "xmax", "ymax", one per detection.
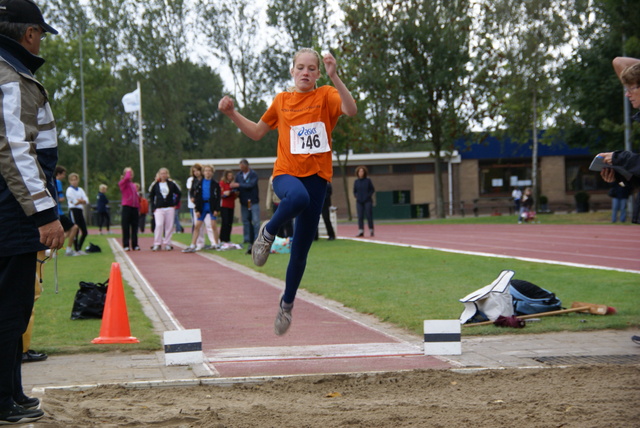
[{"xmin": 336, "ymin": 223, "xmax": 639, "ymax": 273}]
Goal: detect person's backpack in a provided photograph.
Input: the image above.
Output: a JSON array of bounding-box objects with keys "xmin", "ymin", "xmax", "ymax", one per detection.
[
  {"xmin": 70, "ymin": 279, "xmax": 108, "ymax": 319},
  {"xmin": 509, "ymin": 279, "xmax": 562, "ymax": 315},
  {"xmin": 85, "ymin": 242, "xmax": 101, "ymax": 253}
]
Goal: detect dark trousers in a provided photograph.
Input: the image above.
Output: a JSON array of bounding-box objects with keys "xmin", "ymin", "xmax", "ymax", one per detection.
[
  {"xmin": 320, "ymin": 201, "xmax": 335, "ymax": 239},
  {"xmin": 97, "ymin": 211, "xmax": 110, "ymax": 231},
  {"xmin": 273, "ymin": 204, "xmax": 294, "ymax": 238},
  {"xmin": 0, "ymin": 252, "xmax": 36, "ymax": 408},
  {"xmin": 121, "ymin": 205, "xmax": 139, "ymax": 248},
  {"xmin": 69, "ymin": 207, "xmax": 87, "ymax": 251},
  {"xmin": 269, "ymin": 174, "xmax": 327, "ymax": 304},
  {"xmin": 138, "ymin": 214, "xmax": 147, "ymax": 233},
  {"xmin": 356, "ymin": 200, "xmax": 374, "ymax": 231},
  {"xmin": 220, "ymin": 207, "xmax": 234, "ymax": 242}
]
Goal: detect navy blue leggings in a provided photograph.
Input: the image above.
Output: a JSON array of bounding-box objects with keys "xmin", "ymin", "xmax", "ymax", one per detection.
[{"xmin": 269, "ymin": 174, "xmax": 327, "ymax": 304}]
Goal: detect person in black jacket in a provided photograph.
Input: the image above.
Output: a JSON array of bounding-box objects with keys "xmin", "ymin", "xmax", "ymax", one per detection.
[
  {"xmin": 600, "ymin": 57, "xmax": 640, "ymax": 224},
  {"xmin": 0, "ymin": 1, "xmax": 63, "ymax": 423},
  {"xmin": 353, "ymin": 165, "xmax": 375, "ymax": 237},
  {"xmin": 231, "ymin": 159, "xmax": 260, "ymax": 248},
  {"xmin": 148, "ymin": 168, "xmax": 182, "ymax": 251},
  {"xmin": 183, "ymin": 165, "xmax": 221, "ymax": 252}
]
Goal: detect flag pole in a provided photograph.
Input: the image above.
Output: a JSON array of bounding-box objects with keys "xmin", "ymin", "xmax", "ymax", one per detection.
[{"xmin": 136, "ymin": 81, "xmax": 145, "ymax": 193}]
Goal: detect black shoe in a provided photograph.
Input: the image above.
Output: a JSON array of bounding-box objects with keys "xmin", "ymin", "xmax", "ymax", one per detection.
[
  {"xmin": 14, "ymin": 397, "xmax": 39, "ymax": 410},
  {"xmin": 245, "ymin": 244, "xmax": 252, "ymax": 255},
  {"xmin": 22, "ymin": 350, "xmax": 47, "ymax": 363},
  {"xmin": 632, "ymin": 335, "xmax": 640, "ymax": 345},
  {"xmin": 356, "ymin": 232, "xmax": 364, "ymax": 237},
  {"xmin": 327, "ymin": 236, "xmax": 335, "ymax": 241},
  {"xmin": 0, "ymin": 403, "xmax": 44, "ymax": 424}
]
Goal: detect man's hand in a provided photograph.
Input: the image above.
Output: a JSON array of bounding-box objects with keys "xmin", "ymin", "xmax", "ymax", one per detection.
[
  {"xmin": 39, "ymin": 220, "xmax": 65, "ymax": 249},
  {"xmin": 596, "ymin": 152, "xmax": 613, "ymax": 165},
  {"xmin": 600, "ymin": 168, "xmax": 616, "ymax": 183},
  {"xmin": 230, "ymin": 182, "xmax": 240, "ymax": 189}
]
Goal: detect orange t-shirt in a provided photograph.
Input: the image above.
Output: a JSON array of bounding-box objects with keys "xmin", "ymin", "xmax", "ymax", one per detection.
[{"xmin": 261, "ymin": 85, "xmax": 343, "ymax": 182}]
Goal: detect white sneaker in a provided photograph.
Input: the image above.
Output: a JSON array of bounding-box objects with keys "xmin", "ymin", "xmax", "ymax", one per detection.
[
  {"xmin": 151, "ymin": 245, "xmax": 160, "ymax": 252},
  {"xmin": 252, "ymin": 221, "xmax": 273, "ymax": 267},
  {"xmin": 274, "ymin": 299, "xmax": 293, "ymax": 336},
  {"xmin": 164, "ymin": 245, "xmax": 173, "ymax": 251},
  {"xmin": 182, "ymin": 246, "xmax": 196, "ymax": 253},
  {"xmin": 65, "ymin": 248, "xmax": 76, "ymax": 256}
]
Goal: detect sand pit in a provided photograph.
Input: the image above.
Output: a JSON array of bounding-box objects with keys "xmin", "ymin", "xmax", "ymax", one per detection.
[{"xmin": 36, "ymin": 364, "xmax": 638, "ymax": 427}]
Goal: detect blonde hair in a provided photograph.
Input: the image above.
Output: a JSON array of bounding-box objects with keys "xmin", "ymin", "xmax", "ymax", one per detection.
[
  {"xmin": 99, "ymin": 184, "xmax": 107, "ymax": 192},
  {"xmin": 292, "ymin": 48, "xmax": 322, "ymax": 69},
  {"xmin": 203, "ymin": 164, "xmax": 215, "ymax": 174},
  {"xmin": 68, "ymin": 172, "xmax": 79, "ymax": 181}
]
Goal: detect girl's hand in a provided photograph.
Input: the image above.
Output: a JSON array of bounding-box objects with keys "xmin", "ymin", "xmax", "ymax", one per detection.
[
  {"xmin": 218, "ymin": 96, "xmax": 235, "ymax": 115},
  {"xmin": 596, "ymin": 152, "xmax": 613, "ymax": 165},
  {"xmin": 323, "ymin": 53, "xmax": 337, "ymax": 78}
]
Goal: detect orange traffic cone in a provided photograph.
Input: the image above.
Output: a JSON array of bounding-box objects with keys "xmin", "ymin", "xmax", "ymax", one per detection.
[{"xmin": 92, "ymin": 262, "xmax": 139, "ymax": 344}]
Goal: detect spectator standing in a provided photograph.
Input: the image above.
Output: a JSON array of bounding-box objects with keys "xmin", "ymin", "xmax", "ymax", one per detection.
[
  {"xmin": 353, "ymin": 166, "xmax": 375, "ymax": 237},
  {"xmin": 219, "ymin": 169, "xmax": 237, "ymax": 243},
  {"xmin": 319, "ymin": 182, "xmax": 336, "ymax": 240},
  {"xmin": 0, "ymin": 2, "xmax": 64, "ymax": 423},
  {"xmin": 54, "ymin": 166, "xmax": 79, "ymax": 256},
  {"xmin": 511, "ymin": 187, "xmax": 522, "ymax": 214},
  {"xmin": 231, "ymin": 159, "xmax": 260, "ymax": 250},
  {"xmin": 118, "ymin": 167, "xmax": 139, "ymax": 251},
  {"xmin": 149, "ymin": 167, "xmax": 181, "ymax": 251},
  {"xmin": 601, "ymin": 57, "xmax": 640, "ymax": 225},
  {"xmin": 267, "ymin": 174, "xmax": 294, "ymax": 238},
  {"xmin": 608, "ymin": 182, "xmax": 631, "ymax": 223},
  {"xmin": 66, "ymin": 172, "xmax": 88, "ymax": 253},
  {"xmin": 136, "ymin": 182, "xmax": 148, "ymax": 233},
  {"xmin": 96, "ymin": 184, "xmax": 110, "ymax": 234},
  {"xmin": 182, "ymin": 164, "xmax": 221, "ymax": 252},
  {"xmin": 186, "ymin": 164, "xmax": 205, "ymax": 249}
]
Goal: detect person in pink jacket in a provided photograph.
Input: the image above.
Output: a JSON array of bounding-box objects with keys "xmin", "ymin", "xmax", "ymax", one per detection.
[{"xmin": 119, "ymin": 167, "xmax": 140, "ymax": 251}]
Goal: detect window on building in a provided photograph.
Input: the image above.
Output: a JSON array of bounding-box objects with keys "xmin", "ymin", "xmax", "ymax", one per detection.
[{"xmin": 479, "ymin": 160, "xmax": 531, "ymax": 195}]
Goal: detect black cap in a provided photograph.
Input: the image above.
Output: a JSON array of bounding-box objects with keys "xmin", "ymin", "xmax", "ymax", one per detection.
[{"xmin": 0, "ymin": 0, "xmax": 58, "ymax": 35}]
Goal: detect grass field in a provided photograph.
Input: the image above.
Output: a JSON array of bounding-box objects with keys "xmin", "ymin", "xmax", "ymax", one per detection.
[{"xmin": 33, "ymin": 212, "xmax": 639, "ymax": 355}]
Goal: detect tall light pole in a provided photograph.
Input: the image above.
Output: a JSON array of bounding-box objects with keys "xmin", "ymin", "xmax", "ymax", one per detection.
[{"xmin": 79, "ymin": 31, "xmax": 88, "ymax": 193}]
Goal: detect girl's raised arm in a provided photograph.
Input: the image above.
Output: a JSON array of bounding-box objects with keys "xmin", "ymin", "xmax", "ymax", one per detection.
[
  {"xmin": 218, "ymin": 95, "xmax": 270, "ymax": 141},
  {"xmin": 323, "ymin": 53, "xmax": 357, "ymax": 117}
]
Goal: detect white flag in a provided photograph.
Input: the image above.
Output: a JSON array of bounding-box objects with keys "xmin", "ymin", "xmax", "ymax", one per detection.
[{"xmin": 122, "ymin": 88, "xmax": 140, "ymax": 113}]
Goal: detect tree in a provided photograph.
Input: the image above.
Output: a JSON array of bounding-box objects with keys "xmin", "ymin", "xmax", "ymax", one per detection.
[
  {"xmin": 340, "ymin": 0, "xmax": 472, "ymax": 218},
  {"xmin": 560, "ymin": 0, "xmax": 640, "ymax": 153},
  {"xmin": 474, "ymin": 0, "xmax": 589, "ymax": 208}
]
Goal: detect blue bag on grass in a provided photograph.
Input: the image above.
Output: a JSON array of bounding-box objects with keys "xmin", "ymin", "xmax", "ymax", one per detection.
[{"xmin": 509, "ymin": 279, "xmax": 562, "ymax": 315}]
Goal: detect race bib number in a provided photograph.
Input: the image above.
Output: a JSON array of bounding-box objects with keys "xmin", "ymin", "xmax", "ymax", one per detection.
[{"xmin": 290, "ymin": 122, "xmax": 330, "ymax": 155}]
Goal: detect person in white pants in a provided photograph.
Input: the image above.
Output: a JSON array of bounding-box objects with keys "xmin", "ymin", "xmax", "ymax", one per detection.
[{"xmin": 148, "ymin": 168, "xmax": 182, "ymax": 251}]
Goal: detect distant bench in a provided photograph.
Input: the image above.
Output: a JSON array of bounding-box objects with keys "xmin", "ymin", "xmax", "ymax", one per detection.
[{"xmin": 461, "ymin": 197, "xmax": 515, "ymax": 217}]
